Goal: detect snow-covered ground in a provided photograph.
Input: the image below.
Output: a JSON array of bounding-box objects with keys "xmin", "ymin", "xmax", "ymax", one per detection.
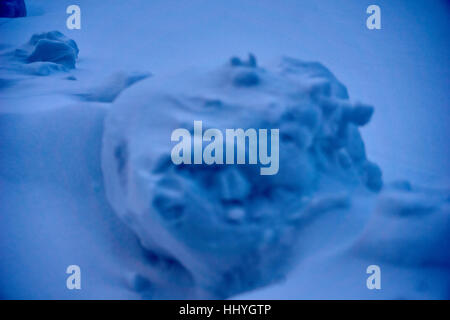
[{"xmin": 0, "ymin": 0, "xmax": 449, "ymax": 299}]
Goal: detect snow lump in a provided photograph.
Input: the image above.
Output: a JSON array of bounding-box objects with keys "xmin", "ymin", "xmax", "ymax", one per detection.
[
  {"xmin": 0, "ymin": 0, "xmax": 26, "ymax": 18},
  {"xmin": 0, "ymin": 31, "xmax": 79, "ymax": 76},
  {"xmin": 101, "ymin": 54, "xmax": 383, "ymax": 298}
]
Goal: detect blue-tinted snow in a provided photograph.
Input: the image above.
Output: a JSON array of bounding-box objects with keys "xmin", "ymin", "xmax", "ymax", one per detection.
[{"xmin": 0, "ymin": 0, "xmax": 449, "ymax": 299}]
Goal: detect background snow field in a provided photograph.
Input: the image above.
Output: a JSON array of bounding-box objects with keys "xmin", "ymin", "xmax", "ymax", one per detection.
[{"xmin": 0, "ymin": 0, "xmax": 449, "ymax": 299}]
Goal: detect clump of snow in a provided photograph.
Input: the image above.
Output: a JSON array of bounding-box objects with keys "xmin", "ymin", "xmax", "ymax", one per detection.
[
  {"xmin": 23, "ymin": 31, "xmax": 79, "ymax": 69},
  {"xmin": 101, "ymin": 54, "xmax": 382, "ymax": 298},
  {"xmin": 26, "ymin": 39, "xmax": 76, "ymax": 69},
  {"xmin": 0, "ymin": 0, "xmax": 26, "ymax": 18},
  {"xmin": 0, "ymin": 31, "xmax": 79, "ymax": 77},
  {"xmin": 77, "ymin": 71, "xmax": 151, "ymax": 103}
]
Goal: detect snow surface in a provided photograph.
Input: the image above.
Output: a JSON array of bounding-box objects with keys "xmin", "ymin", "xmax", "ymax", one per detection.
[{"xmin": 0, "ymin": 0, "xmax": 449, "ymax": 299}]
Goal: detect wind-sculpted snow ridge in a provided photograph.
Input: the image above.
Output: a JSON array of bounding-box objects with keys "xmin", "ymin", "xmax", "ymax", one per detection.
[
  {"xmin": 77, "ymin": 71, "xmax": 152, "ymax": 103},
  {"xmin": 101, "ymin": 54, "xmax": 383, "ymax": 298},
  {"xmin": 0, "ymin": 31, "xmax": 78, "ymax": 76}
]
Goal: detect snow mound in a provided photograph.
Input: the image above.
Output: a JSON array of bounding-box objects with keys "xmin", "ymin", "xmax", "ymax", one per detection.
[
  {"xmin": 0, "ymin": 31, "xmax": 78, "ymax": 76},
  {"xmin": 101, "ymin": 55, "xmax": 382, "ymax": 298},
  {"xmin": 24, "ymin": 31, "xmax": 78, "ymax": 69},
  {"xmin": 0, "ymin": 0, "xmax": 26, "ymax": 18}
]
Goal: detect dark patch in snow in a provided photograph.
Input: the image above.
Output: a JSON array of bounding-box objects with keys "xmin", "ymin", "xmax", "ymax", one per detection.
[
  {"xmin": 27, "ymin": 39, "xmax": 77, "ymax": 69},
  {"xmin": 0, "ymin": 31, "xmax": 79, "ymax": 81},
  {"xmin": 0, "ymin": 0, "xmax": 26, "ymax": 18}
]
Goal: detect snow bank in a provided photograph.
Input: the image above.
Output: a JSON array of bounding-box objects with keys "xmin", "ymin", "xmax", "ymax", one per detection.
[{"xmin": 101, "ymin": 55, "xmax": 382, "ymax": 298}]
